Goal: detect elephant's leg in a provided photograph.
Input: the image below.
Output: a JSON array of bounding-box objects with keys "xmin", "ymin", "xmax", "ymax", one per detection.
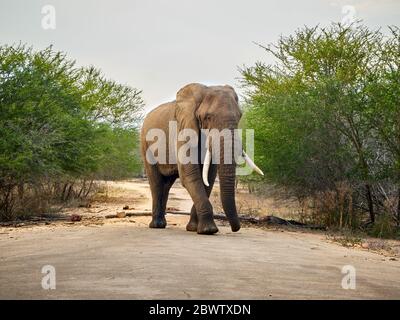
[
  {"xmin": 179, "ymin": 163, "xmax": 219, "ymax": 234},
  {"xmin": 186, "ymin": 164, "xmax": 217, "ymax": 232},
  {"xmin": 147, "ymin": 166, "xmax": 165, "ymax": 228},
  {"xmin": 186, "ymin": 206, "xmax": 199, "ymax": 232},
  {"xmin": 160, "ymin": 174, "xmax": 178, "ymax": 215},
  {"xmin": 149, "ymin": 173, "xmax": 177, "ymax": 228},
  {"xmin": 146, "ymin": 164, "xmax": 174, "ymax": 229}
]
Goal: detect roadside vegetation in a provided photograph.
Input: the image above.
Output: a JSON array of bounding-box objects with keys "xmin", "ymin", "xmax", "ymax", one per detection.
[
  {"xmin": 2, "ymin": 23, "xmax": 399, "ymax": 241},
  {"xmin": 0, "ymin": 45, "xmax": 143, "ymax": 221},
  {"xmin": 240, "ymin": 23, "xmax": 400, "ymax": 238}
]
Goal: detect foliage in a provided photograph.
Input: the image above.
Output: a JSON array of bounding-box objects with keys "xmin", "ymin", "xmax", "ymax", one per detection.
[
  {"xmin": 0, "ymin": 45, "xmax": 143, "ymax": 220},
  {"xmin": 240, "ymin": 23, "xmax": 400, "ymax": 232}
]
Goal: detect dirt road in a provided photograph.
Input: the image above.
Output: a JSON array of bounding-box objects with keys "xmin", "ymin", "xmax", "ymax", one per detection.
[{"xmin": 0, "ymin": 180, "xmax": 399, "ymax": 299}]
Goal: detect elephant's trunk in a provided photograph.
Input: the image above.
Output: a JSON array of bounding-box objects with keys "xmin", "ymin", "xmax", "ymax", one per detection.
[{"xmin": 217, "ymin": 131, "xmax": 240, "ymax": 232}]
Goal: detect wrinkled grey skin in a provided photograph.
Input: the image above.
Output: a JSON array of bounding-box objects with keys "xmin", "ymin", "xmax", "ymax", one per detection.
[{"xmin": 140, "ymin": 83, "xmax": 241, "ymax": 234}]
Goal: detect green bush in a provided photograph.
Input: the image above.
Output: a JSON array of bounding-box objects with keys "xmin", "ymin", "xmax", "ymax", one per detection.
[
  {"xmin": 241, "ymin": 23, "xmax": 400, "ymax": 229},
  {"xmin": 0, "ymin": 45, "xmax": 143, "ymax": 220}
]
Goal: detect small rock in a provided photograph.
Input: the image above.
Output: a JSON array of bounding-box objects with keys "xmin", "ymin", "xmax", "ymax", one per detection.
[
  {"xmin": 123, "ymin": 205, "xmax": 130, "ymax": 210},
  {"xmin": 389, "ymin": 257, "xmax": 397, "ymax": 261},
  {"xmin": 361, "ymin": 242, "xmax": 369, "ymax": 249},
  {"xmin": 116, "ymin": 212, "xmax": 126, "ymax": 218},
  {"xmin": 70, "ymin": 214, "xmax": 82, "ymax": 222}
]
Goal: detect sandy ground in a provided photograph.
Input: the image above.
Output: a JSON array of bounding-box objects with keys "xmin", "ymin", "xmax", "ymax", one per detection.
[{"xmin": 0, "ymin": 179, "xmax": 399, "ymax": 299}]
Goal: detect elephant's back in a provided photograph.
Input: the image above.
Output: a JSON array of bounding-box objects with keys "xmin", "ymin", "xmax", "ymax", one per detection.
[
  {"xmin": 140, "ymin": 101, "xmax": 177, "ymax": 165},
  {"xmin": 142, "ymin": 101, "xmax": 176, "ymax": 134}
]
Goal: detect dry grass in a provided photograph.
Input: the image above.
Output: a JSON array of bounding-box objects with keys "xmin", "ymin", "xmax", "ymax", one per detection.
[
  {"xmin": 326, "ymin": 231, "xmax": 400, "ymax": 257},
  {"xmin": 210, "ymin": 182, "xmax": 300, "ymax": 219}
]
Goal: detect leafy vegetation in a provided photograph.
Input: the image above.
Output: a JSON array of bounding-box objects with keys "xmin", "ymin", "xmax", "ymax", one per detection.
[
  {"xmin": 240, "ymin": 23, "xmax": 400, "ymax": 236},
  {"xmin": 0, "ymin": 45, "xmax": 143, "ymax": 220}
]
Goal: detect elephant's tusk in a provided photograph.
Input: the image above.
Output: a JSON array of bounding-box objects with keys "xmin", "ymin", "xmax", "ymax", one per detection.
[
  {"xmin": 202, "ymin": 136, "xmax": 211, "ymax": 186},
  {"xmin": 243, "ymin": 151, "xmax": 264, "ymax": 176},
  {"xmin": 202, "ymin": 149, "xmax": 211, "ymax": 186}
]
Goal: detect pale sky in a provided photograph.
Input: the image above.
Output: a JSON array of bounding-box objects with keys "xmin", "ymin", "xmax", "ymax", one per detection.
[{"xmin": 1, "ymin": 0, "xmax": 399, "ymax": 112}]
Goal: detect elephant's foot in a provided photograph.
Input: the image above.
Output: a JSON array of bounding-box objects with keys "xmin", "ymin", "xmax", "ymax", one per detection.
[
  {"xmin": 186, "ymin": 221, "xmax": 198, "ymax": 232},
  {"xmin": 186, "ymin": 214, "xmax": 198, "ymax": 232},
  {"xmin": 197, "ymin": 220, "xmax": 219, "ymax": 235},
  {"xmin": 149, "ymin": 216, "xmax": 167, "ymax": 228}
]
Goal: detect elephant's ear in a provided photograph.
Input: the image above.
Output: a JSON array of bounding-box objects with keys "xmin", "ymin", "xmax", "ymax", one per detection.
[
  {"xmin": 224, "ymin": 85, "xmax": 239, "ymax": 103},
  {"xmin": 175, "ymin": 83, "xmax": 207, "ymax": 132}
]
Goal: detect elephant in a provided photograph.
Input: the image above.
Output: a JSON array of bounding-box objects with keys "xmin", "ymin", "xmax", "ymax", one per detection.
[{"xmin": 140, "ymin": 83, "xmax": 263, "ymax": 235}]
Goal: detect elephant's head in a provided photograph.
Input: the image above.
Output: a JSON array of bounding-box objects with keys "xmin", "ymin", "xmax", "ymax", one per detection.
[{"xmin": 175, "ymin": 83, "xmax": 263, "ymax": 232}]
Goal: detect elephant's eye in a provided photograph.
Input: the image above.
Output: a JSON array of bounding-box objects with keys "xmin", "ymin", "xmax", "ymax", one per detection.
[{"xmin": 205, "ymin": 114, "xmax": 212, "ymax": 121}]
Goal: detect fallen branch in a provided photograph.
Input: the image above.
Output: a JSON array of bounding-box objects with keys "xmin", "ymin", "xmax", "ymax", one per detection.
[
  {"xmin": 105, "ymin": 211, "xmax": 152, "ymax": 219},
  {"xmin": 1, "ymin": 209, "xmax": 324, "ymax": 230},
  {"xmin": 104, "ymin": 210, "xmax": 325, "ymax": 230}
]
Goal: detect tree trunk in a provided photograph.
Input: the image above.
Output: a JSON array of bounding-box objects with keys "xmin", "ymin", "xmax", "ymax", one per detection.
[
  {"xmin": 17, "ymin": 183, "xmax": 24, "ymax": 200},
  {"xmin": 65, "ymin": 183, "xmax": 75, "ymax": 201},
  {"xmin": 365, "ymin": 184, "xmax": 375, "ymax": 223},
  {"xmin": 77, "ymin": 180, "xmax": 86, "ymax": 198},
  {"xmin": 61, "ymin": 183, "xmax": 68, "ymax": 201},
  {"xmin": 397, "ymin": 186, "xmax": 400, "ymax": 226},
  {"xmin": 84, "ymin": 180, "xmax": 94, "ymax": 198}
]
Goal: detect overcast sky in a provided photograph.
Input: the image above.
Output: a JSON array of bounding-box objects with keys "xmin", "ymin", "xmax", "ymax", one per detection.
[{"xmin": 1, "ymin": 0, "xmax": 399, "ymax": 112}]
